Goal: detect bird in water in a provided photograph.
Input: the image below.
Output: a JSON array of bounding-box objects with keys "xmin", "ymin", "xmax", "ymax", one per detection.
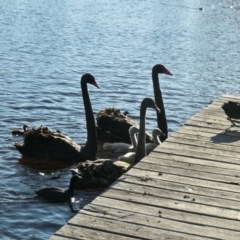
[
  {"xmin": 222, "ymin": 101, "xmax": 240, "ymax": 127},
  {"xmin": 36, "ymin": 98, "xmax": 160, "ymax": 209},
  {"xmin": 96, "ymin": 64, "xmax": 172, "ymax": 145},
  {"xmin": 36, "ymin": 175, "xmax": 81, "ymax": 212},
  {"xmin": 13, "ymin": 73, "xmax": 100, "ymax": 164}
]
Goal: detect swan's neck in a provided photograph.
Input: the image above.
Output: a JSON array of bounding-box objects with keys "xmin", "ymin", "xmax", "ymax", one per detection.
[
  {"xmin": 81, "ymin": 81, "xmax": 97, "ymax": 159},
  {"xmin": 152, "ymin": 71, "xmax": 168, "ymax": 141},
  {"xmin": 135, "ymin": 105, "xmax": 147, "ymax": 163},
  {"xmin": 152, "ymin": 130, "xmax": 161, "ymax": 145},
  {"xmin": 129, "ymin": 127, "xmax": 138, "ymax": 150}
]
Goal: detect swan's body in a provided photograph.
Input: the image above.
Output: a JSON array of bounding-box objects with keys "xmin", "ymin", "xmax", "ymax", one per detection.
[
  {"xmin": 222, "ymin": 101, "xmax": 240, "ymax": 126},
  {"xmin": 102, "ymin": 125, "xmax": 139, "ymax": 154},
  {"xmin": 13, "ymin": 73, "xmax": 99, "ymax": 163},
  {"xmin": 37, "ymin": 187, "xmax": 69, "ymax": 203},
  {"xmin": 96, "ymin": 64, "xmax": 171, "ymax": 144}
]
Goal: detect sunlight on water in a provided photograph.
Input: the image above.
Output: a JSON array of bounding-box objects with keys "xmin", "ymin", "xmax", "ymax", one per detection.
[{"xmin": 0, "ymin": 0, "xmax": 240, "ymax": 239}]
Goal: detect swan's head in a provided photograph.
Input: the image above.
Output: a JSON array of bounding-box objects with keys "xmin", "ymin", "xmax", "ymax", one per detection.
[
  {"xmin": 153, "ymin": 64, "xmax": 172, "ymax": 76},
  {"xmin": 82, "ymin": 73, "xmax": 100, "ymax": 88},
  {"xmin": 142, "ymin": 98, "xmax": 161, "ymax": 113},
  {"xmin": 152, "ymin": 128, "xmax": 165, "ymax": 138}
]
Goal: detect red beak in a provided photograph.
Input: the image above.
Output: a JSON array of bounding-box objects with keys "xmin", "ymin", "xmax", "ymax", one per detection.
[
  {"xmin": 93, "ymin": 81, "xmax": 100, "ymax": 89},
  {"xmin": 164, "ymin": 67, "xmax": 173, "ymax": 76}
]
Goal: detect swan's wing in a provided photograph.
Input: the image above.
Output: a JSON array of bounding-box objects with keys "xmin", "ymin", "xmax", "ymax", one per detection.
[
  {"xmin": 14, "ymin": 125, "xmax": 81, "ymax": 162},
  {"xmin": 72, "ymin": 159, "xmax": 126, "ymax": 183}
]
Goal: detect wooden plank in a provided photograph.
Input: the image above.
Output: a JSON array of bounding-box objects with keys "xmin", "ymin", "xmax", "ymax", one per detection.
[
  {"xmin": 68, "ymin": 211, "xmax": 214, "ymax": 240},
  {"xmin": 87, "ymin": 200, "xmax": 240, "ymax": 232},
  {"xmin": 188, "ymin": 115, "xmax": 240, "ymax": 127},
  {"xmin": 77, "ymin": 206, "xmax": 240, "ymax": 240},
  {"xmin": 100, "ymin": 187, "xmax": 240, "ymax": 221},
  {"xmin": 117, "ymin": 174, "xmax": 240, "ymax": 202},
  {"xmin": 168, "ymin": 135, "xmax": 240, "ymax": 153},
  {"xmin": 149, "ymin": 150, "xmax": 240, "ymax": 171},
  {"xmin": 153, "ymin": 146, "xmax": 240, "ymax": 165},
  {"xmin": 51, "ymin": 224, "xmax": 138, "ymax": 240},
  {"xmin": 111, "ymin": 178, "xmax": 240, "ymax": 211},
  {"xmin": 124, "ymin": 166, "xmax": 240, "ymax": 193},
  {"xmin": 140, "ymin": 156, "xmax": 240, "ymax": 178},
  {"xmin": 174, "ymin": 127, "xmax": 240, "ymax": 146},
  {"xmin": 175, "ymin": 124, "xmax": 240, "ymax": 137},
  {"xmin": 156, "ymin": 141, "xmax": 240, "ymax": 159},
  {"xmin": 134, "ymin": 161, "xmax": 240, "ymax": 184},
  {"xmin": 50, "ymin": 237, "xmax": 76, "ymax": 240},
  {"xmin": 185, "ymin": 120, "xmax": 240, "ymax": 131}
]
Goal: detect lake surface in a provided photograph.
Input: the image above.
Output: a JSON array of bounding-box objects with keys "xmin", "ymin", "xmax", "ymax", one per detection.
[{"xmin": 1, "ymin": 0, "xmax": 240, "ymax": 239}]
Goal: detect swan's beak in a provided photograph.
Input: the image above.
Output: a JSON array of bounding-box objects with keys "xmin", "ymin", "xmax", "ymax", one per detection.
[
  {"xmin": 164, "ymin": 67, "xmax": 173, "ymax": 76},
  {"xmin": 93, "ymin": 81, "xmax": 100, "ymax": 89}
]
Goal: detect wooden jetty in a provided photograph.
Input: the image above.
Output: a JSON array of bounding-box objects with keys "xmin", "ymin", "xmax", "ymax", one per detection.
[{"xmin": 50, "ymin": 95, "xmax": 240, "ymax": 240}]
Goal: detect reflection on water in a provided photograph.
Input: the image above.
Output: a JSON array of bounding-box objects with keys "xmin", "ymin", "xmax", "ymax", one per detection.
[{"xmin": 1, "ymin": 0, "xmax": 240, "ymax": 239}]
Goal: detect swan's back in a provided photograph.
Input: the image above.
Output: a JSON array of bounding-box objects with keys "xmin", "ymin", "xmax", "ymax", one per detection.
[
  {"xmin": 72, "ymin": 159, "xmax": 128, "ymax": 181},
  {"xmin": 96, "ymin": 107, "xmax": 138, "ymax": 143},
  {"xmin": 96, "ymin": 107, "xmax": 153, "ymax": 144}
]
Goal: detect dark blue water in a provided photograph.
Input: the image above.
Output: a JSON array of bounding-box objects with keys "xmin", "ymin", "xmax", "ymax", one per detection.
[{"xmin": 1, "ymin": 0, "xmax": 240, "ymax": 239}]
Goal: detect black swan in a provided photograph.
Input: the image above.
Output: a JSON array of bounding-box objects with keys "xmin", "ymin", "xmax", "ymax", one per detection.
[
  {"xmin": 36, "ymin": 175, "xmax": 80, "ymax": 212},
  {"xmin": 13, "ymin": 73, "xmax": 99, "ymax": 163},
  {"xmin": 36, "ymin": 98, "xmax": 160, "ymax": 206},
  {"xmin": 96, "ymin": 64, "xmax": 172, "ymax": 144},
  {"xmin": 222, "ymin": 101, "xmax": 240, "ymax": 127},
  {"xmin": 152, "ymin": 64, "xmax": 172, "ymax": 141}
]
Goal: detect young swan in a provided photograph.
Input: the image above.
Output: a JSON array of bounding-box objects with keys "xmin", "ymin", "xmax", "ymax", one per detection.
[
  {"xmin": 102, "ymin": 126, "xmax": 139, "ymax": 154},
  {"xmin": 145, "ymin": 128, "xmax": 164, "ymax": 154},
  {"xmin": 118, "ymin": 127, "xmax": 163, "ymax": 163}
]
